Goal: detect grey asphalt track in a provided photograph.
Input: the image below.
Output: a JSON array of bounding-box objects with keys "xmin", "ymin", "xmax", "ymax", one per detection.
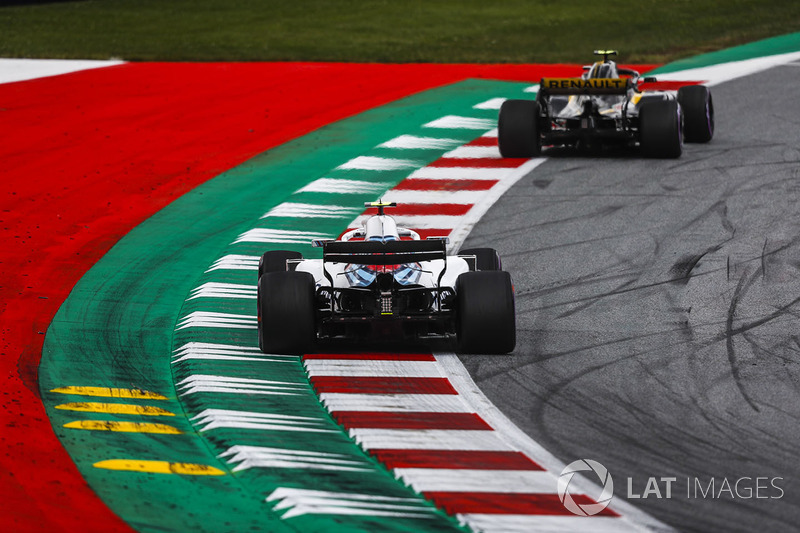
[{"xmin": 459, "ymin": 60, "xmax": 800, "ymax": 532}]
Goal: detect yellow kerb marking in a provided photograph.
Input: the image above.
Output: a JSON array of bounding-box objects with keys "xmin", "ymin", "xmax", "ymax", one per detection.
[
  {"xmin": 55, "ymin": 402, "xmax": 175, "ymax": 416},
  {"xmin": 93, "ymin": 460, "xmax": 225, "ymax": 476},
  {"xmin": 50, "ymin": 386, "xmax": 168, "ymax": 400},
  {"xmin": 63, "ymin": 420, "xmax": 182, "ymax": 434}
]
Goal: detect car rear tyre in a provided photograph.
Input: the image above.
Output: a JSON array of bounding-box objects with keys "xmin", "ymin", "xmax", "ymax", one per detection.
[
  {"xmin": 498, "ymin": 99, "xmax": 541, "ymax": 158},
  {"xmin": 456, "ymin": 271, "xmax": 515, "ymax": 354},
  {"xmin": 460, "ymin": 247, "xmax": 502, "ymax": 271},
  {"xmin": 259, "ymin": 250, "xmax": 303, "ymax": 279},
  {"xmin": 678, "ymin": 85, "xmax": 714, "ymax": 143},
  {"xmin": 639, "ymin": 99, "xmax": 682, "ymax": 158},
  {"xmin": 257, "ymin": 280, "xmax": 264, "ymax": 351},
  {"xmin": 258, "ymin": 271, "xmax": 316, "ymax": 354}
]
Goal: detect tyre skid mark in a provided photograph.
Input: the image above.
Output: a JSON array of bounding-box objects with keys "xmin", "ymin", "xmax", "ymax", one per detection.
[{"xmin": 725, "ymin": 271, "xmax": 761, "ymax": 411}]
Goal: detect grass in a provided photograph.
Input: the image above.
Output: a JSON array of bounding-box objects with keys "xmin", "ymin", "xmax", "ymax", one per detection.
[{"xmin": 1, "ymin": 0, "xmax": 799, "ymax": 63}]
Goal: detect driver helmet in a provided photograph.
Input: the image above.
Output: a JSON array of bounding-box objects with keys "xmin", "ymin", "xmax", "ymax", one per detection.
[{"xmin": 590, "ymin": 61, "xmax": 617, "ymax": 79}]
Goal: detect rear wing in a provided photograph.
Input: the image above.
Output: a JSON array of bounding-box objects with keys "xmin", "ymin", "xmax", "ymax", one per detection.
[
  {"xmin": 539, "ymin": 77, "xmax": 631, "ymax": 96},
  {"xmin": 322, "ymin": 239, "xmax": 446, "ymax": 265}
]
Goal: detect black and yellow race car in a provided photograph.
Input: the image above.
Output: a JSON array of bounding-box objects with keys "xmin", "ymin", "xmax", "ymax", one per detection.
[{"xmin": 498, "ymin": 50, "xmax": 714, "ymax": 158}]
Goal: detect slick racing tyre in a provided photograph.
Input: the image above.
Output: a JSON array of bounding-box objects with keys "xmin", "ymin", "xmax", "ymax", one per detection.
[
  {"xmin": 639, "ymin": 99, "xmax": 683, "ymax": 158},
  {"xmin": 456, "ymin": 271, "xmax": 516, "ymax": 354},
  {"xmin": 460, "ymin": 247, "xmax": 502, "ymax": 271},
  {"xmin": 258, "ymin": 250, "xmax": 303, "ymax": 279},
  {"xmin": 498, "ymin": 99, "xmax": 541, "ymax": 158},
  {"xmin": 258, "ymin": 271, "xmax": 316, "ymax": 355},
  {"xmin": 257, "ymin": 279, "xmax": 264, "ymax": 352},
  {"xmin": 678, "ymin": 85, "xmax": 714, "ymax": 143}
]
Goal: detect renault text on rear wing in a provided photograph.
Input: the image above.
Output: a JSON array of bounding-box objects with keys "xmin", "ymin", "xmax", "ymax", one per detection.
[{"xmin": 539, "ymin": 77, "xmax": 631, "ymax": 95}]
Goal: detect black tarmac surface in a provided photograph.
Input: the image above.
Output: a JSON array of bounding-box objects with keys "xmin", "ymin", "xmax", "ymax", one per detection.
[{"xmin": 460, "ymin": 60, "xmax": 800, "ymax": 532}]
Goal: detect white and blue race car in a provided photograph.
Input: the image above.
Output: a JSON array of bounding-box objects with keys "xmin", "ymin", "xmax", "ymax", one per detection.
[{"xmin": 257, "ymin": 202, "xmax": 516, "ymax": 355}]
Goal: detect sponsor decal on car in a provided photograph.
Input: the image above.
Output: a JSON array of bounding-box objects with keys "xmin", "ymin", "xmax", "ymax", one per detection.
[{"xmin": 541, "ymin": 77, "xmax": 629, "ymax": 93}]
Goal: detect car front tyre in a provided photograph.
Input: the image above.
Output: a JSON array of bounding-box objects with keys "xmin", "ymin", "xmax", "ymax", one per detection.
[
  {"xmin": 459, "ymin": 247, "xmax": 502, "ymax": 271},
  {"xmin": 258, "ymin": 250, "xmax": 303, "ymax": 279},
  {"xmin": 678, "ymin": 85, "xmax": 714, "ymax": 143}
]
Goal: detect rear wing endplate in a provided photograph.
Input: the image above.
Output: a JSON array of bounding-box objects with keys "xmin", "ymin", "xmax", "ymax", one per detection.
[
  {"xmin": 539, "ymin": 77, "xmax": 631, "ymax": 96},
  {"xmin": 322, "ymin": 239, "xmax": 447, "ymax": 265}
]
